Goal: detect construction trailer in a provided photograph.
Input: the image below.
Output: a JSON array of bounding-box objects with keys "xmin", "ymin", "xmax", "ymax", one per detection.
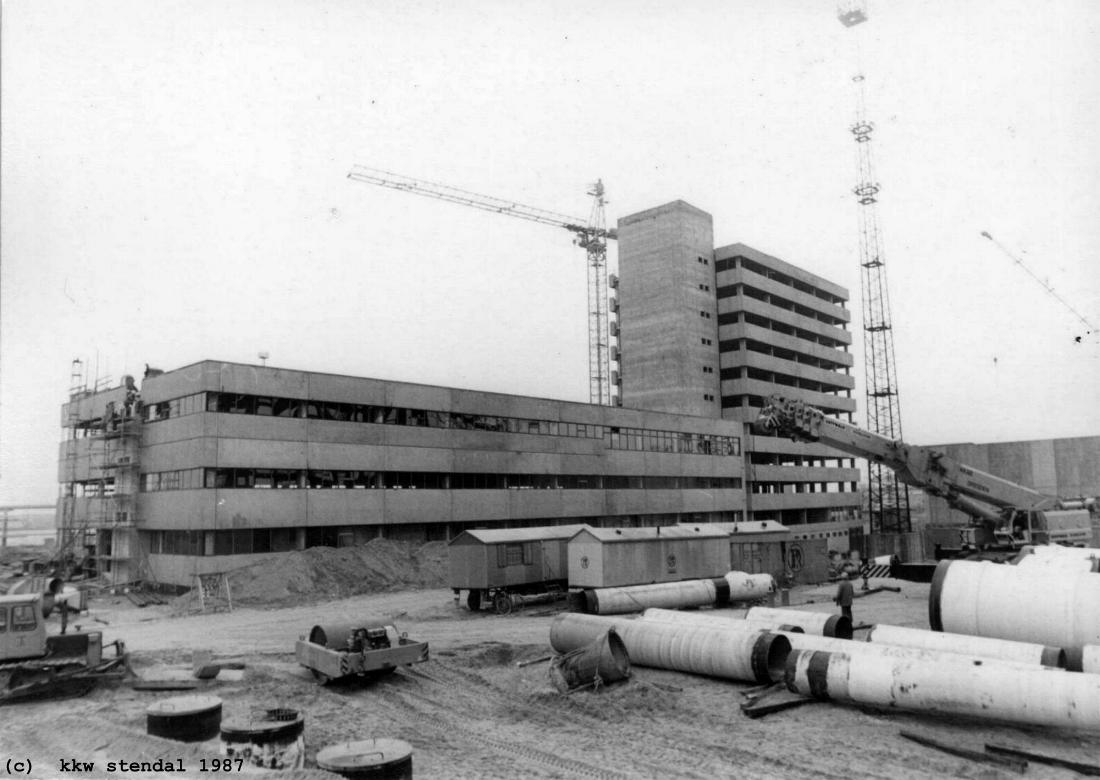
[
  {"xmin": 567, "ymin": 526, "xmax": 731, "ymax": 590},
  {"xmin": 684, "ymin": 520, "xmax": 830, "ymax": 586},
  {"xmin": 448, "ymin": 525, "xmax": 587, "ymax": 612}
]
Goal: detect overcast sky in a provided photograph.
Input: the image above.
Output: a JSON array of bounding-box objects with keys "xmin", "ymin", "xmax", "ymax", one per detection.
[{"xmin": 2, "ymin": 0, "xmax": 1098, "ymax": 506}]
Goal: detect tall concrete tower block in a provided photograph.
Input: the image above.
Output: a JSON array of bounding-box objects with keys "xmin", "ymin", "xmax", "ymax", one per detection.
[{"xmin": 617, "ymin": 201, "xmax": 720, "ymax": 417}]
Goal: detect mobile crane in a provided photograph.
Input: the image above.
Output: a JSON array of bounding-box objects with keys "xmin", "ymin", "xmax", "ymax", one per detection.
[{"xmin": 754, "ymin": 394, "xmax": 1094, "ymax": 558}]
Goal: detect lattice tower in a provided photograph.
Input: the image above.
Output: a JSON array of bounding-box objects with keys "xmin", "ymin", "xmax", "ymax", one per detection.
[{"xmin": 839, "ymin": 2, "xmax": 911, "ymax": 533}]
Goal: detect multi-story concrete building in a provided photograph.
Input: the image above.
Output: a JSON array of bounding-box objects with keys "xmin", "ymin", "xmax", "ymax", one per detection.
[
  {"xmin": 617, "ymin": 201, "xmax": 861, "ymax": 530},
  {"xmin": 58, "ymin": 361, "xmax": 745, "ymax": 587},
  {"xmin": 57, "ymin": 198, "xmax": 865, "ymax": 585}
]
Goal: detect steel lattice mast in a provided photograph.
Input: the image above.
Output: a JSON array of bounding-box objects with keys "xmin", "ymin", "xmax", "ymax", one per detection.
[
  {"xmin": 347, "ymin": 166, "xmax": 617, "ymax": 406},
  {"xmin": 838, "ymin": 2, "xmax": 911, "ymax": 533}
]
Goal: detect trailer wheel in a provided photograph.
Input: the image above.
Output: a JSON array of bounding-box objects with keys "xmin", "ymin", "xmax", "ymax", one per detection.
[
  {"xmin": 493, "ymin": 591, "xmax": 513, "ymax": 615},
  {"xmin": 467, "ymin": 589, "xmax": 482, "ymax": 611}
]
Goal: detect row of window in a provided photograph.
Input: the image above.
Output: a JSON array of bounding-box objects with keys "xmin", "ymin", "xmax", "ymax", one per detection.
[
  {"xmin": 143, "ymin": 392, "xmax": 740, "ymax": 456},
  {"xmin": 146, "ymin": 511, "xmax": 747, "ymax": 557},
  {"xmin": 140, "ymin": 467, "xmax": 744, "ymax": 492},
  {"xmin": 718, "ymin": 311, "xmax": 849, "ymax": 351},
  {"xmin": 720, "ymin": 284, "xmax": 847, "ymax": 327},
  {"xmin": 62, "ymin": 479, "xmax": 116, "ymax": 498},
  {"xmin": 715, "ymin": 256, "xmax": 846, "ymax": 306}
]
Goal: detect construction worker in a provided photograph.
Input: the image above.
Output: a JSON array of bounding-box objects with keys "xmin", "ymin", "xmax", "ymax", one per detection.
[{"xmin": 835, "ymin": 575, "xmax": 854, "ymax": 623}]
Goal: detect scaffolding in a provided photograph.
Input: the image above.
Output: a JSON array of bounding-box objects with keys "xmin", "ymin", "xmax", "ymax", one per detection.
[{"xmin": 56, "ymin": 363, "xmax": 145, "ymax": 586}]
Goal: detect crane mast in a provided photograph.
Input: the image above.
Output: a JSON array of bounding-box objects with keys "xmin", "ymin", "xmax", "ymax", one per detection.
[{"xmin": 347, "ymin": 165, "xmax": 618, "ymax": 406}]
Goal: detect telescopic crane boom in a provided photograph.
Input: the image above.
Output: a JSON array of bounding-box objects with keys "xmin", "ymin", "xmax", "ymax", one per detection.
[
  {"xmin": 754, "ymin": 394, "xmax": 1092, "ymax": 548},
  {"xmin": 347, "ymin": 166, "xmax": 618, "ymax": 406}
]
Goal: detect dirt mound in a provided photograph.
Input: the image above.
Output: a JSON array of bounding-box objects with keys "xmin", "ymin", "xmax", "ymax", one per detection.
[{"xmin": 199, "ymin": 539, "xmax": 448, "ymax": 608}]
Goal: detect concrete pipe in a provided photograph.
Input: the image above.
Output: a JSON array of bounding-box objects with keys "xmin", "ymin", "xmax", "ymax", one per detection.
[
  {"xmin": 584, "ymin": 578, "xmax": 719, "ymax": 615},
  {"xmin": 1083, "ymin": 646, "xmax": 1100, "ymax": 675},
  {"xmin": 548, "ymin": 628, "xmax": 631, "ymax": 693},
  {"xmin": 634, "ymin": 613, "xmax": 1052, "ymax": 674},
  {"xmin": 867, "ymin": 623, "xmax": 1065, "ymax": 668},
  {"xmin": 746, "ymin": 607, "xmax": 852, "ymax": 639},
  {"xmin": 929, "ymin": 560, "xmax": 1100, "ymax": 653},
  {"xmin": 786, "ymin": 649, "xmax": 1100, "ymax": 731},
  {"xmin": 724, "ymin": 572, "xmax": 776, "ymax": 601},
  {"xmin": 779, "ymin": 631, "xmax": 1057, "ymax": 672},
  {"xmin": 639, "ymin": 608, "xmax": 804, "ymax": 634},
  {"xmin": 549, "ymin": 612, "xmax": 790, "ymax": 684},
  {"xmin": 1013, "ymin": 545, "xmax": 1100, "ymax": 573}
]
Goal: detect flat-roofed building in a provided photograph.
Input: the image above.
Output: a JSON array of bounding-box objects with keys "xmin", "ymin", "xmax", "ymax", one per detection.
[
  {"xmin": 616, "ymin": 202, "xmax": 862, "ymax": 532},
  {"xmin": 57, "ymin": 361, "xmax": 746, "ymax": 587}
]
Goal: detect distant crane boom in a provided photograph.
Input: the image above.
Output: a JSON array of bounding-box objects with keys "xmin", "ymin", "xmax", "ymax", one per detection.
[
  {"xmin": 348, "ymin": 165, "xmax": 619, "ymax": 405},
  {"xmin": 980, "ymin": 231, "xmax": 1096, "ymax": 336}
]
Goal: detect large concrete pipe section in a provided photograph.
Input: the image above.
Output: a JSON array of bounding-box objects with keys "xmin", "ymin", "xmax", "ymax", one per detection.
[
  {"xmin": 786, "ymin": 649, "xmax": 1100, "ymax": 730},
  {"xmin": 724, "ymin": 572, "xmax": 776, "ymax": 601},
  {"xmin": 1013, "ymin": 545, "xmax": 1100, "ymax": 572},
  {"xmin": 640, "ymin": 608, "xmax": 805, "ymax": 634},
  {"xmin": 745, "ymin": 607, "xmax": 852, "ymax": 639},
  {"xmin": 1084, "ymin": 646, "xmax": 1100, "ymax": 675},
  {"xmin": 929, "ymin": 560, "xmax": 1100, "ymax": 654},
  {"xmin": 549, "ymin": 613, "xmax": 790, "ymax": 684},
  {"xmin": 584, "ymin": 578, "xmax": 722, "ymax": 615},
  {"xmin": 867, "ymin": 623, "xmax": 1065, "ymax": 668}
]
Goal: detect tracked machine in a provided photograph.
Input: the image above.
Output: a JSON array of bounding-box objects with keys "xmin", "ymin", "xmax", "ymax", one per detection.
[
  {"xmin": 754, "ymin": 394, "xmax": 1095, "ymax": 577},
  {"xmin": 0, "ymin": 592, "xmax": 129, "ymax": 704}
]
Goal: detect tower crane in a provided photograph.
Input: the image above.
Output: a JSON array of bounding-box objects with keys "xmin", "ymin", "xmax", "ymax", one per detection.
[{"xmin": 347, "ymin": 165, "xmax": 619, "ymax": 406}]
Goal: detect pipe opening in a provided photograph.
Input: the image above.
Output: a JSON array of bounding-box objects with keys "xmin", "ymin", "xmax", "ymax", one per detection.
[
  {"xmin": 751, "ymin": 632, "xmax": 792, "ymax": 683},
  {"xmin": 1041, "ymin": 646, "xmax": 1068, "ymax": 669},
  {"xmin": 824, "ymin": 615, "xmax": 853, "ymax": 639}
]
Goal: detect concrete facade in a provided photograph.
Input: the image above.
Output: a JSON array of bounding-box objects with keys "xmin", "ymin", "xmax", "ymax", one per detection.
[
  {"xmin": 616, "ymin": 203, "xmax": 862, "ymax": 529},
  {"xmin": 58, "ymin": 361, "xmax": 746, "ymax": 587},
  {"xmin": 714, "ymin": 242, "xmax": 860, "ymax": 526},
  {"xmin": 617, "ymin": 201, "xmax": 719, "ymax": 416}
]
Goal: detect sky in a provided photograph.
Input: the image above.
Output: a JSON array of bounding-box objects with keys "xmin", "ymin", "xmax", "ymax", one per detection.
[{"xmin": 2, "ymin": 0, "xmax": 1098, "ymax": 506}]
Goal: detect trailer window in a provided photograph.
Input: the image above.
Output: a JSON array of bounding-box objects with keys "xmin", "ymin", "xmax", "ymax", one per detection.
[
  {"xmin": 0, "ymin": 607, "xmax": 6, "ymax": 632},
  {"xmin": 498, "ymin": 543, "xmax": 528, "ymax": 568},
  {"xmin": 11, "ymin": 605, "xmax": 37, "ymax": 632}
]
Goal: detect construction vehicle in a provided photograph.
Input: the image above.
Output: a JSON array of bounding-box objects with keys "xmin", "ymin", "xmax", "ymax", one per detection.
[
  {"xmin": 0, "ymin": 592, "xmax": 129, "ymax": 704},
  {"xmin": 754, "ymin": 394, "xmax": 1095, "ymax": 562},
  {"xmin": 295, "ymin": 620, "xmax": 429, "ymax": 685}
]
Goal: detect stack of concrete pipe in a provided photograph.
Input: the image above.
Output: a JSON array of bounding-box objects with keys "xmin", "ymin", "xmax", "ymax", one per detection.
[
  {"xmin": 549, "ymin": 612, "xmax": 790, "ymax": 684},
  {"xmin": 551, "ymin": 606, "xmax": 1100, "ymax": 728},
  {"xmin": 930, "ymin": 559, "xmax": 1100, "ymax": 669},
  {"xmin": 638, "ymin": 608, "xmax": 1060, "ymax": 671},
  {"xmin": 581, "ymin": 571, "xmax": 775, "ymax": 615}
]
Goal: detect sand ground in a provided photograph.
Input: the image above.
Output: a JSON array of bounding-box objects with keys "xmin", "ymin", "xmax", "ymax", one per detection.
[{"xmin": 3, "ymin": 578, "xmax": 1099, "ymax": 780}]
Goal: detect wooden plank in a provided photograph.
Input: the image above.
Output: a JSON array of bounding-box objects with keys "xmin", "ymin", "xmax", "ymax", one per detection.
[
  {"xmin": 986, "ymin": 743, "xmax": 1100, "ymax": 777},
  {"xmin": 740, "ymin": 687, "xmax": 815, "ymax": 719},
  {"xmin": 900, "ymin": 731, "xmax": 1026, "ymax": 774}
]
